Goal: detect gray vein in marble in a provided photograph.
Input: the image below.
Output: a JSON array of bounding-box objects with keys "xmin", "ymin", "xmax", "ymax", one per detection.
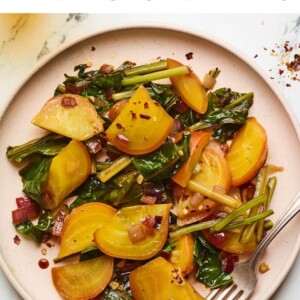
[
  {"xmin": 66, "ymin": 14, "xmax": 88, "ymax": 23},
  {"xmin": 37, "ymin": 41, "xmax": 50, "ymax": 60},
  {"xmin": 0, "ymin": 15, "xmax": 29, "ymax": 54}
]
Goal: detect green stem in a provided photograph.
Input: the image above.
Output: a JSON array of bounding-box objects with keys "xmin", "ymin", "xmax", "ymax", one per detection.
[
  {"xmin": 123, "ymin": 60, "xmax": 167, "ymax": 77},
  {"xmin": 221, "ymin": 209, "xmax": 274, "ymax": 232},
  {"xmin": 169, "ymin": 209, "xmax": 273, "ymax": 239},
  {"xmin": 112, "ymin": 90, "xmax": 135, "ymax": 102},
  {"xmin": 225, "ymin": 92, "xmax": 254, "ymax": 109},
  {"xmin": 97, "ymin": 155, "xmax": 132, "ymax": 183},
  {"xmin": 239, "ymin": 167, "xmax": 268, "ymax": 244},
  {"xmin": 256, "ymin": 176, "xmax": 277, "ymax": 242},
  {"xmin": 169, "ymin": 219, "xmax": 221, "ymax": 238},
  {"xmin": 213, "ymin": 194, "xmax": 267, "ymax": 232},
  {"xmin": 187, "ymin": 180, "xmax": 240, "ymax": 208},
  {"xmin": 121, "ymin": 66, "xmax": 189, "ymax": 86},
  {"xmin": 188, "ymin": 121, "xmax": 212, "ymax": 132}
]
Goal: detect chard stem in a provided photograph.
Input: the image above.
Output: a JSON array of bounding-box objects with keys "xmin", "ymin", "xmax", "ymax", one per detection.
[
  {"xmin": 112, "ymin": 90, "xmax": 135, "ymax": 101},
  {"xmin": 169, "ymin": 219, "xmax": 221, "ymax": 238},
  {"xmin": 240, "ymin": 167, "xmax": 268, "ymax": 244},
  {"xmin": 169, "ymin": 209, "xmax": 274, "ymax": 239},
  {"xmin": 225, "ymin": 92, "xmax": 254, "ymax": 109},
  {"xmin": 256, "ymin": 176, "xmax": 277, "ymax": 242},
  {"xmin": 187, "ymin": 180, "xmax": 240, "ymax": 208},
  {"xmin": 121, "ymin": 66, "xmax": 189, "ymax": 86},
  {"xmin": 124, "ymin": 60, "xmax": 167, "ymax": 77},
  {"xmin": 97, "ymin": 155, "xmax": 132, "ymax": 183},
  {"xmin": 213, "ymin": 194, "xmax": 267, "ymax": 232}
]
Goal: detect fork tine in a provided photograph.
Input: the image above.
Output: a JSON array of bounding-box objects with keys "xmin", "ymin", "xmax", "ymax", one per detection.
[
  {"xmin": 206, "ymin": 284, "xmax": 236, "ymax": 300},
  {"xmin": 225, "ymin": 289, "xmax": 244, "ymax": 300},
  {"xmin": 206, "ymin": 286, "xmax": 226, "ymax": 300}
]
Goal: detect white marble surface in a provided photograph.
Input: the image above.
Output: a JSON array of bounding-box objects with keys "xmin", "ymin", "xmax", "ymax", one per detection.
[{"xmin": 0, "ymin": 14, "xmax": 299, "ymax": 300}]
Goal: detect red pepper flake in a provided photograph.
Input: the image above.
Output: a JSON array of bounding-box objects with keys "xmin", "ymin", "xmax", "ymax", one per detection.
[
  {"xmin": 130, "ymin": 111, "xmax": 137, "ymax": 120},
  {"xmin": 116, "ymin": 123, "xmax": 124, "ymax": 130},
  {"xmin": 144, "ymin": 102, "xmax": 149, "ymax": 109},
  {"xmin": 91, "ymin": 46, "xmax": 96, "ymax": 51},
  {"xmin": 254, "ymin": 54, "xmax": 258, "ymax": 59},
  {"xmin": 13, "ymin": 235, "xmax": 21, "ymax": 245},
  {"xmin": 263, "ymin": 47, "xmax": 267, "ymax": 51},
  {"xmin": 185, "ymin": 52, "xmax": 193, "ymax": 60},
  {"xmin": 61, "ymin": 96, "xmax": 77, "ymax": 107},
  {"xmin": 286, "ymin": 83, "xmax": 291, "ymax": 87},
  {"xmin": 279, "ymin": 69, "xmax": 284, "ymax": 75},
  {"xmin": 116, "ymin": 134, "xmax": 129, "ymax": 145},
  {"xmin": 140, "ymin": 113, "xmax": 151, "ymax": 120}
]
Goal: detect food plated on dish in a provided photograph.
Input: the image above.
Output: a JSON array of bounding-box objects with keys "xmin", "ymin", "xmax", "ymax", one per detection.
[{"xmin": 0, "ymin": 27, "xmax": 299, "ymax": 300}]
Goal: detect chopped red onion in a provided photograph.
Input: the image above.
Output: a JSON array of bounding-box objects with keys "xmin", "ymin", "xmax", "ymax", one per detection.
[
  {"xmin": 12, "ymin": 202, "xmax": 40, "ymax": 225},
  {"xmin": 16, "ymin": 196, "xmax": 34, "ymax": 208},
  {"xmin": 221, "ymin": 255, "xmax": 239, "ymax": 273}
]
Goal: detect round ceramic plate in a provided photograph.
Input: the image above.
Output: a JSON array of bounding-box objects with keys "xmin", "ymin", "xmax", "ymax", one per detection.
[{"xmin": 0, "ymin": 26, "xmax": 299, "ymax": 300}]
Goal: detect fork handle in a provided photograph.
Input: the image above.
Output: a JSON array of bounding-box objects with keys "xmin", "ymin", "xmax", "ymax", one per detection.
[{"xmin": 249, "ymin": 190, "xmax": 300, "ymax": 267}]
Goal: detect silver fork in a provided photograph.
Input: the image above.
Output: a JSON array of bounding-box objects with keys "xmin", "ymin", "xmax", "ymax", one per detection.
[{"xmin": 206, "ymin": 190, "xmax": 300, "ymax": 300}]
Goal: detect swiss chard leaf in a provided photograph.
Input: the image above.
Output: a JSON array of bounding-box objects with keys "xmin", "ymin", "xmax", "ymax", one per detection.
[
  {"xmin": 6, "ymin": 134, "xmax": 68, "ymax": 163},
  {"xmin": 132, "ymin": 133, "xmax": 190, "ymax": 181},
  {"xmin": 147, "ymin": 82, "xmax": 180, "ymax": 111},
  {"xmin": 69, "ymin": 175, "xmax": 106, "ymax": 210},
  {"xmin": 19, "ymin": 157, "xmax": 52, "ymax": 202},
  {"xmin": 15, "ymin": 221, "xmax": 42, "ymax": 243},
  {"xmin": 70, "ymin": 172, "xmax": 140, "ymax": 210},
  {"xmin": 194, "ymin": 234, "xmax": 232, "ymax": 289},
  {"xmin": 196, "ymin": 88, "xmax": 253, "ymax": 142}
]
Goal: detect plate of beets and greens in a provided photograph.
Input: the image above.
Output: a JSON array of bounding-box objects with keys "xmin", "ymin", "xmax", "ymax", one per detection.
[{"xmin": 0, "ymin": 26, "xmax": 299, "ymax": 300}]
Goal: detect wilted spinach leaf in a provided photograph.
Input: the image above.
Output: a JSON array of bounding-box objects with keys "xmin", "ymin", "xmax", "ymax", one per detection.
[
  {"xmin": 6, "ymin": 133, "xmax": 68, "ymax": 163},
  {"xmin": 132, "ymin": 133, "xmax": 190, "ymax": 181},
  {"xmin": 190, "ymin": 88, "xmax": 253, "ymax": 142},
  {"xmin": 19, "ymin": 157, "xmax": 52, "ymax": 202},
  {"xmin": 194, "ymin": 234, "xmax": 232, "ymax": 288},
  {"xmin": 15, "ymin": 221, "xmax": 42, "ymax": 243}
]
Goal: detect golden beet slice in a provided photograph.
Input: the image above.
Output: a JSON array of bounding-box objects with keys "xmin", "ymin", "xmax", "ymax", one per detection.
[
  {"xmin": 32, "ymin": 94, "xmax": 103, "ymax": 141},
  {"xmin": 52, "ymin": 256, "xmax": 113, "ymax": 300},
  {"xmin": 56, "ymin": 203, "xmax": 116, "ymax": 260},
  {"xmin": 226, "ymin": 117, "xmax": 267, "ymax": 187}
]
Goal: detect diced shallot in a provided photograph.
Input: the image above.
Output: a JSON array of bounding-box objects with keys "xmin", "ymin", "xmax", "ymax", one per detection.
[
  {"xmin": 12, "ymin": 202, "xmax": 40, "ymax": 225},
  {"xmin": 127, "ymin": 223, "xmax": 147, "ymax": 244},
  {"xmin": 221, "ymin": 255, "xmax": 239, "ymax": 273},
  {"xmin": 141, "ymin": 194, "xmax": 157, "ymax": 205},
  {"xmin": 16, "ymin": 196, "xmax": 34, "ymax": 208}
]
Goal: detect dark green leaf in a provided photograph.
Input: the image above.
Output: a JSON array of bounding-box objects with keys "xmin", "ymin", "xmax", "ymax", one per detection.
[
  {"xmin": 19, "ymin": 157, "xmax": 52, "ymax": 202},
  {"xmin": 6, "ymin": 134, "xmax": 68, "ymax": 163},
  {"xmin": 70, "ymin": 175, "xmax": 106, "ymax": 210},
  {"xmin": 15, "ymin": 221, "xmax": 42, "ymax": 243},
  {"xmin": 79, "ymin": 246, "xmax": 104, "ymax": 262},
  {"xmin": 132, "ymin": 133, "xmax": 190, "ymax": 181},
  {"xmin": 194, "ymin": 234, "xmax": 232, "ymax": 288},
  {"xmin": 147, "ymin": 82, "xmax": 180, "ymax": 111}
]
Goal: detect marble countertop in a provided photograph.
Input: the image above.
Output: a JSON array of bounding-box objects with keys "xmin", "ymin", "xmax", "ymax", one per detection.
[{"xmin": 0, "ymin": 13, "xmax": 299, "ymax": 300}]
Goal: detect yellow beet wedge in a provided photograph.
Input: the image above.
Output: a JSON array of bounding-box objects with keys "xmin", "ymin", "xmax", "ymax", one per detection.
[
  {"xmin": 167, "ymin": 58, "xmax": 208, "ymax": 114},
  {"xmin": 41, "ymin": 140, "xmax": 91, "ymax": 209},
  {"xmin": 52, "ymin": 256, "xmax": 114, "ymax": 300},
  {"xmin": 105, "ymin": 86, "xmax": 174, "ymax": 155},
  {"xmin": 56, "ymin": 203, "xmax": 117, "ymax": 261},
  {"xmin": 226, "ymin": 117, "xmax": 267, "ymax": 187},
  {"xmin": 192, "ymin": 146, "xmax": 231, "ymax": 193},
  {"xmin": 94, "ymin": 204, "xmax": 172, "ymax": 260},
  {"xmin": 32, "ymin": 94, "xmax": 103, "ymax": 141},
  {"xmin": 129, "ymin": 257, "xmax": 204, "ymax": 300}
]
